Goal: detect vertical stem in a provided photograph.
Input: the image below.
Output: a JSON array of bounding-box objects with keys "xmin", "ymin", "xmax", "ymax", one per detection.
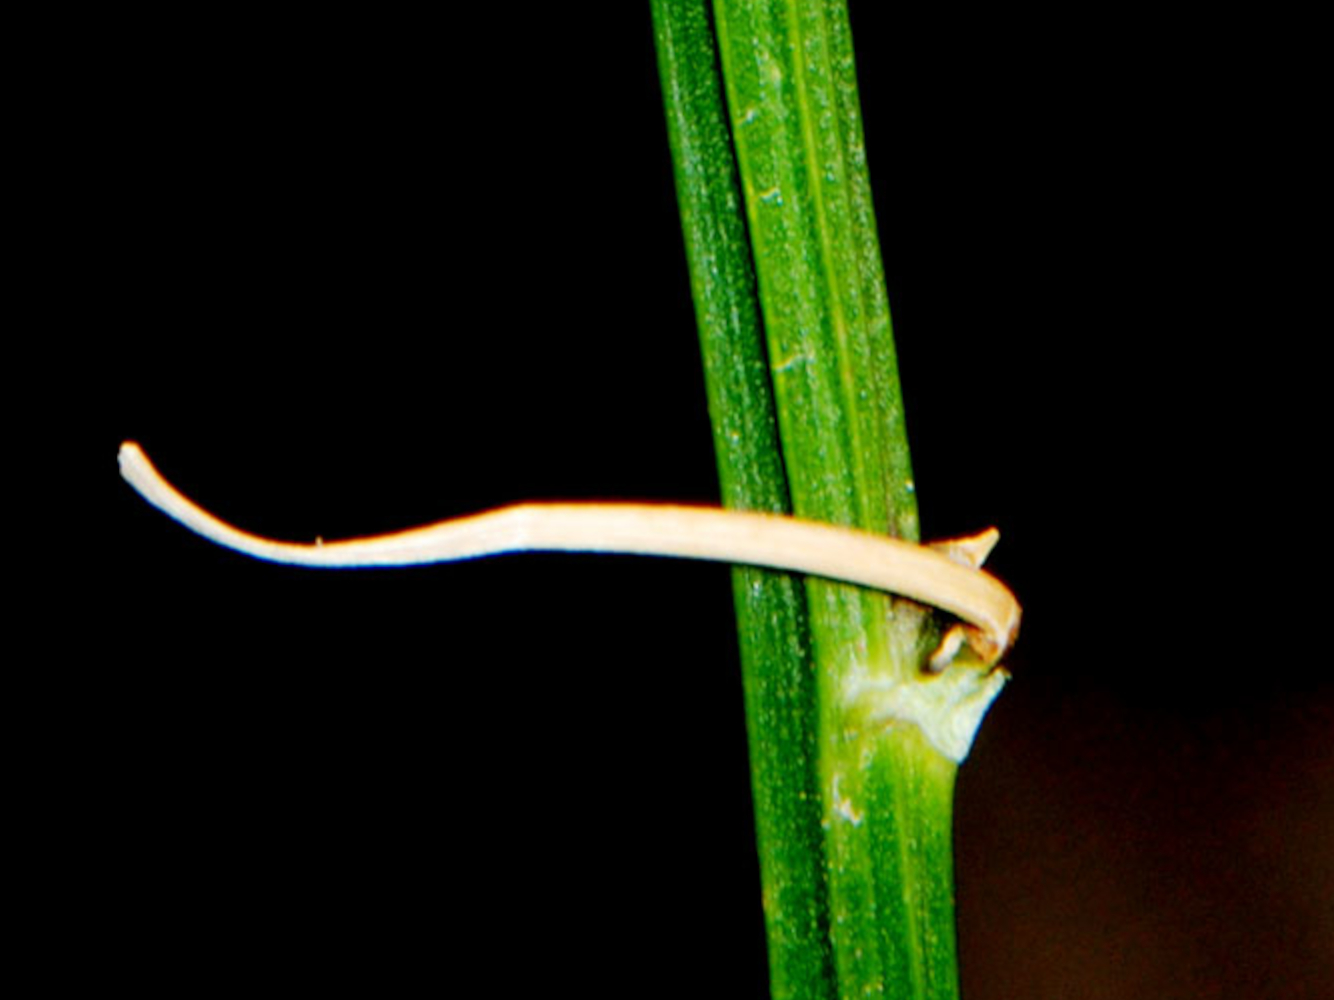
[
  {"xmin": 652, "ymin": 3, "xmax": 836, "ymax": 997},
  {"xmin": 656, "ymin": 2, "xmax": 993, "ymax": 997},
  {"xmin": 710, "ymin": 1, "xmax": 962, "ymax": 998}
]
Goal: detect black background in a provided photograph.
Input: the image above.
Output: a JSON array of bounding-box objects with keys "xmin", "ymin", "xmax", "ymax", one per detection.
[{"xmin": 91, "ymin": 4, "xmax": 1328, "ymax": 996}]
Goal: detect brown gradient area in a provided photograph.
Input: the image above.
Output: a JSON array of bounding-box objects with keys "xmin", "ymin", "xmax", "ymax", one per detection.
[{"xmin": 956, "ymin": 683, "xmax": 1333, "ymax": 999}]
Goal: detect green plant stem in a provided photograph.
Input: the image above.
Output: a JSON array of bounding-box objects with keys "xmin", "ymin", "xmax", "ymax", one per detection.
[
  {"xmin": 651, "ymin": 3, "xmax": 836, "ymax": 996},
  {"xmin": 711, "ymin": 2, "xmax": 962, "ymax": 993},
  {"xmin": 656, "ymin": 2, "xmax": 992, "ymax": 998}
]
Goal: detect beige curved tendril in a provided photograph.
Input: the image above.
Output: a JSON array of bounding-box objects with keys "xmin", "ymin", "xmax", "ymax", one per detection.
[{"xmin": 119, "ymin": 441, "xmax": 1020, "ymax": 666}]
